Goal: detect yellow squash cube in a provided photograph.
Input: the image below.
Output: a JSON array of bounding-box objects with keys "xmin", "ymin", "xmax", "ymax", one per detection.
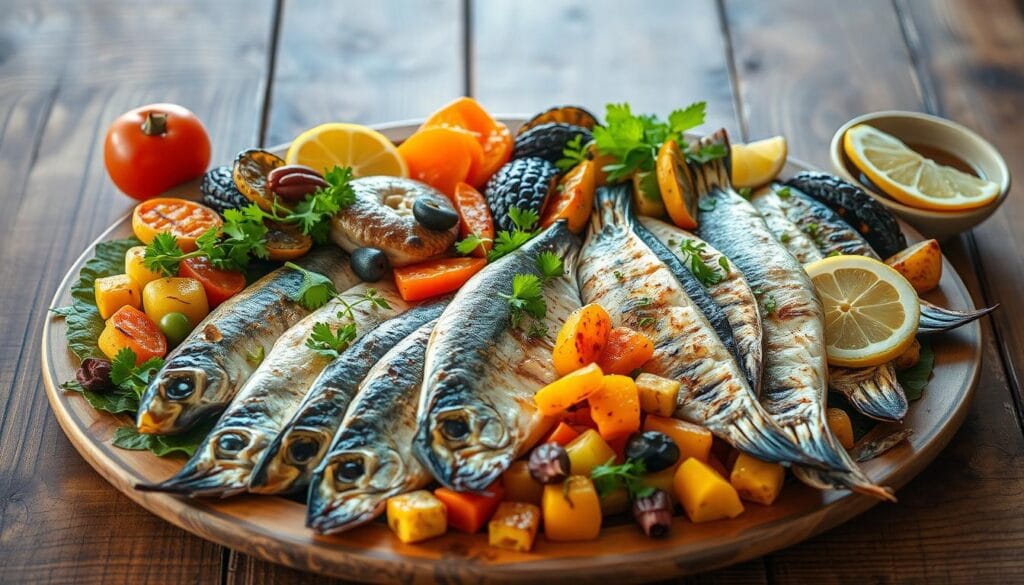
[
  {"xmin": 565, "ymin": 429, "xmax": 616, "ymax": 477},
  {"xmin": 542, "ymin": 476, "xmax": 601, "ymax": 541},
  {"xmin": 142, "ymin": 277, "xmax": 209, "ymax": 327},
  {"xmin": 533, "ymin": 363, "xmax": 604, "ymax": 415},
  {"xmin": 488, "ymin": 502, "xmax": 541, "ymax": 552},
  {"xmin": 674, "ymin": 458, "xmax": 745, "ymax": 523},
  {"xmin": 94, "ymin": 274, "xmax": 141, "ymax": 319},
  {"xmin": 501, "ymin": 461, "xmax": 543, "ymax": 504},
  {"xmin": 386, "ymin": 490, "xmax": 448, "ymax": 544},
  {"xmin": 124, "ymin": 246, "xmax": 164, "ymax": 289},
  {"xmin": 643, "ymin": 415, "xmax": 713, "ymax": 463},
  {"xmin": 635, "ymin": 373, "xmax": 680, "ymax": 417},
  {"xmin": 826, "ymin": 408, "xmax": 855, "ymax": 450},
  {"xmin": 730, "ymin": 453, "xmax": 785, "ymax": 506}
]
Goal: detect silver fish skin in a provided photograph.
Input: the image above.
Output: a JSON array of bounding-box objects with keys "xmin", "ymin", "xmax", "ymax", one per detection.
[
  {"xmin": 249, "ymin": 297, "xmax": 450, "ymax": 495},
  {"xmin": 639, "ymin": 217, "xmax": 764, "ymax": 397},
  {"xmin": 580, "ymin": 185, "xmax": 807, "ymax": 466},
  {"xmin": 137, "ymin": 247, "xmax": 358, "ymax": 435},
  {"xmin": 137, "ymin": 282, "xmax": 407, "ymax": 497},
  {"xmin": 690, "ymin": 130, "xmax": 893, "ymax": 501},
  {"xmin": 307, "ymin": 321, "xmax": 437, "ymax": 534},
  {"xmin": 414, "ymin": 222, "xmax": 580, "ymax": 492}
]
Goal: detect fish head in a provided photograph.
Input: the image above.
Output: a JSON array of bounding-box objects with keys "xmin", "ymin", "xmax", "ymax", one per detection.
[
  {"xmin": 137, "ymin": 354, "xmax": 230, "ymax": 433},
  {"xmin": 137, "ymin": 426, "xmax": 266, "ymax": 497},
  {"xmin": 248, "ymin": 426, "xmax": 332, "ymax": 495},
  {"xmin": 306, "ymin": 441, "xmax": 409, "ymax": 534}
]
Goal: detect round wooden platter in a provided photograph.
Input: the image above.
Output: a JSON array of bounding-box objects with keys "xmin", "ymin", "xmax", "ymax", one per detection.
[{"xmin": 42, "ymin": 118, "xmax": 983, "ymax": 584}]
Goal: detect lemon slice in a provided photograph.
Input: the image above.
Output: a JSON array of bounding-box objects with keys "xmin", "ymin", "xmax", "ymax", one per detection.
[
  {"xmin": 286, "ymin": 123, "xmax": 407, "ymax": 178},
  {"xmin": 805, "ymin": 254, "xmax": 920, "ymax": 368},
  {"xmin": 730, "ymin": 136, "xmax": 787, "ymax": 188},
  {"xmin": 843, "ymin": 124, "xmax": 999, "ymax": 211}
]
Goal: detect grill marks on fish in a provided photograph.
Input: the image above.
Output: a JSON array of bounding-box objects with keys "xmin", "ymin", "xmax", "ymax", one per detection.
[
  {"xmin": 307, "ymin": 322, "xmax": 436, "ymax": 534},
  {"xmin": 414, "ymin": 222, "xmax": 580, "ymax": 492},
  {"xmin": 580, "ymin": 185, "xmax": 807, "ymax": 466},
  {"xmin": 249, "ymin": 298, "xmax": 450, "ymax": 495},
  {"xmin": 136, "ymin": 247, "xmax": 358, "ymax": 435},
  {"xmin": 138, "ymin": 282, "xmax": 407, "ymax": 497}
]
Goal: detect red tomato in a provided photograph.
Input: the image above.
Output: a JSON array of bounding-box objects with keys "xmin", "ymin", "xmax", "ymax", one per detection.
[
  {"xmin": 178, "ymin": 257, "xmax": 246, "ymax": 307},
  {"xmin": 104, "ymin": 103, "xmax": 211, "ymax": 200}
]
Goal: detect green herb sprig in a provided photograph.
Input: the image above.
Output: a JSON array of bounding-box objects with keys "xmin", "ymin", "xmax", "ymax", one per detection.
[
  {"xmin": 456, "ymin": 206, "xmax": 543, "ymax": 262},
  {"xmin": 591, "ymin": 457, "xmax": 656, "ymax": 499},
  {"xmin": 502, "ymin": 251, "xmax": 564, "ymax": 338},
  {"xmin": 678, "ymin": 239, "xmax": 724, "ymax": 286},
  {"xmin": 556, "ymin": 135, "xmax": 591, "ymax": 172}
]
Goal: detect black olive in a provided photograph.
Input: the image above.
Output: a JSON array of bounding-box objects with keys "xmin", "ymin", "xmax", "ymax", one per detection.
[
  {"xmin": 625, "ymin": 431, "xmax": 680, "ymax": 473},
  {"xmin": 350, "ymin": 247, "xmax": 390, "ymax": 282},
  {"xmin": 337, "ymin": 458, "xmax": 365, "ymax": 482},
  {"xmin": 164, "ymin": 374, "xmax": 196, "ymax": 400},
  {"xmin": 412, "ymin": 196, "xmax": 459, "ymax": 231}
]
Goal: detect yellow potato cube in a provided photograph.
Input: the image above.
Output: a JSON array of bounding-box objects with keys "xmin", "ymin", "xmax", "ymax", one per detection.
[
  {"xmin": 565, "ymin": 429, "xmax": 616, "ymax": 477},
  {"xmin": 674, "ymin": 458, "xmax": 745, "ymax": 523},
  {"xmin": 730, "ymin": 453, "xmax": 785, "ymax": 506},
  {"xmin": 488, "ymin": 502, "xmax": 541, "ymax": 552},
  {"xmin": 94, "ymin": 274, "xmax": 141, "ymax": 319},
  {"xmin": 124, "ymin": 246, "xmax": 164, "ymax": 289},
  {"xmin": 501, "ymin": 461, "xmax": 543, "ymax": 504},
  {"xmin": 635, "ymin": 373, "xmax": 680, "ymax": 417},
  {"xmin": 142, "ymin": 277, "xmax": 209, "ymax": 327},
  {"xmin": 542, "ymin": 476, "xmax": 601, "ymax": 541},
  {"xmin": 386, "ymin": 490, "xmax": 447, "ymax": 544},
  {"xmin": 643, "ymin": 415, "xmax": 713, "ymax": 463},
  {"xmin": 826, "ymin": 408, "xmax": 855, "ymax": 450}
]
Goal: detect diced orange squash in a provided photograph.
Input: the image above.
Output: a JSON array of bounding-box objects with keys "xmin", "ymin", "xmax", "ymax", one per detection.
[
  {"xmin": 635, "ymin": 373, "xmax": 680, "ymax": 417},
  {"xmin": 542, "ymin": 476, "xmax": 602, "ymax": 541},
  {"xmin": 386, "ymin": 490, "xmax": 448, "ymax": 543},
  {"xmin": 643, "ymin": 415, "xmax": 713, "ymax": 463},
  {"xmin": 730, "ymin": 453, "xmax": 785, "ymax": 506},
  {"xmin": 588, "ymin": 374, "xmax": 640, "ymax": 441},
  {"xmin": 597, "ymin": 327, "xmax": 654, "ymax": 375},
  {"xmin": 674, "ymin": 458, "xmax": 745, "ymax": 523},
  {"xmin": 124, "ymin": 246, "xmax": 164, "ymax": 289},
  {"xmin": 543, "ymin": 421, "xmax": 580, "ymax": 447},
  {"xmin": 599, "ymin": 485, "xmax": 630, "ymax": 516},
  {"xmin": 97, "ymin": 305, "xmax": 167, "ymax": 363},
  {"xmin": 565, "ymin": 429, "xmax": 616, "ymax": 477},
  {"xmin": 827, "ymin": 408, "xmax": 855, "ymax": 449},
  {"xmin": 94, "ymin": 274, "xmax": 142, "ymax": 319},
  {"xmin": 534, "ymin": 363, "xmax": 604, "ymax": 416},
  {"xmin": 142, "ymin": 277, "xmax": 209, "ymax": 328},
  {"xmin": 501, "ymin": 461, "xmax": 544, "ymax": 504},
  {"xmin": 488, "ymin": 502, "xmax": 541, "ymax": 552},
  {"xmin": 552, "ymin": 304, "xmax": 611, "ymax": 376},
  {"xmin": 434, "ymin": 483, "xmax": 503, "ymax": 534}
]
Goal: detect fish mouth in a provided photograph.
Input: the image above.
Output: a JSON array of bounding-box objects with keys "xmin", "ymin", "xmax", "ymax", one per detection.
[
  {"xmin": 136, "ymin": 427, "xmax": 265, "ymax": 497},
  {"xmin": 306, "ymin": 447, "xmax": 408, "ymax": 534},
  {"xmin": 137, "ymin": 366, "xmax": 226, "ymax": 433},
  {"xmin": 414, "ymin": 402, "xmax": 514, "ymax": 492},
  {"xmin": 249, "ymin": 427, "xmax": 331, "ymax": 495}
]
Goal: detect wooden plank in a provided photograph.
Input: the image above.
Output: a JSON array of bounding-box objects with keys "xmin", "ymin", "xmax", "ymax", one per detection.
[
  {"xmin": 722, "ymin": 0, "xmax": 1024, "ymax": 582},
  {"xmin": 0, "ymin": 1, "xmax": 275, "ymax": 583}
]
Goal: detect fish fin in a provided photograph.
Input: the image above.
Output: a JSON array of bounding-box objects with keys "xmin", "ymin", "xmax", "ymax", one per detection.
[
  {"xmin": 589, "ymin": 184, "xmax": 635, "ymax": 239},
  {"xmin": 829, "ymin": 365, "xmax": 908, "ymax": 422},
  {"xmin": 792, "ymin": 465, "xmax": 897, "ymax": 502},
  {"xmin": 715, "ymin": 399, "xmax": 814, "ymax": 466},
  {"xmin": 918, "ymin": 300, "xmax": 996, "ymax": 335},
  {"xmin": 688, "ymin": 129, "xmax": 734, "ymax": 196},
  {"xmin": 787, "ymin": 419, "xmax": 854, "ymax": 471}
]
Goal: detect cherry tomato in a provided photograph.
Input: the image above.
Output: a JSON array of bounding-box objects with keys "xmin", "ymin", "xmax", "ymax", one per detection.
[{"xmin": 104, "ymin": 103, "xmax": 211, "ymax": 200}]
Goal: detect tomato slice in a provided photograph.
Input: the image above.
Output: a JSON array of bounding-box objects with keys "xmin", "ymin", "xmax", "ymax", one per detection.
[
  {"xmin": 132, "ymin": 198, "xmax": 223, "ymax": 252},
  {"xmin": 98, "ymin": 305, "xmax": 167, "ymax": 363},
  {"xmin": 178, "ymin": 257, "xmax": 246, "ymax": 307},
  {"xmin": 393, "ymin": 257, "xmax": 486, "ymax": 302},
  {"xmin": 397, "ymin": 127, "xmax": 482, "ymax": 197},
  {"xmin": 452, "ymin": 182, "xmax": 495, "ymax": 258},
  {"xmin": 265, "ymin": 222, "xmax": 313, "ymax": 262},
  {"xmin": 541, "ymin": 160, "xmax": 596, "ymax": 233}
]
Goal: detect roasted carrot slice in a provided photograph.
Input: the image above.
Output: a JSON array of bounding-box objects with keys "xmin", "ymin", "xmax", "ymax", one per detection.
[
  {"xmin": 541, "ymin": 160, "xmax": 596, "ymax": 233},
  {"xmin": 542, "ymin": 421, "xmax": 581, "ymax": 447},
  {"xmin": 434, "ymin": 483, "xmax": 504, "ymax": 534},
  {"xmin": 393, "ymin": 257, "xmax": 486, "ymax": 301},
  {"xmin": 452, "ymin": 182, "xmax": 495, "ymax": 258}
]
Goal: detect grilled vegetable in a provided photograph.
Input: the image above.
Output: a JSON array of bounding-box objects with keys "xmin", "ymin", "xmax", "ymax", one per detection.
[
  {"xmin": 543, "ymin": 421, "xmax": 580, "ymax": 447},
  {"xmin": 565, "ymin": 429, "xmax": 617, "ymax": 477},
  {"xmin": 635, "ymin": 374, "xmax": 681, "ymax": 418},
  {"xmin": 674, "ymin": 458, "xmax": 744, "ymax": 523},
  {"xmin": 730, "ymin": 453, "xmax": 785, "ymax": 505},
  {"xmin": 131, "ymin": 198, "xmax": 222, "ymax": 253},
  {"xmin": 435, "ymin": 485, "xmax": 504, "ymax": 533},
  {"xmin": 596, "ymin": 327, "xmax": 654, "ymax": 375},
  {"xmin": 98, "ymin": 305, "xmax": 167, "ymax": 363},
  {"xmin": 453, "ymin": 182, "xmax": 496, "ymax": 258},
  {"xmin": 533, "ymin": 363, "xmax": 604, "ymax": 416},
  {"xmin": 886, "ymin": 239, "xmax": 943, "ymax": 294},
  {"xmin": 233, "ymin": 149, "xmax": 287, "ymax": 212},
  {"xmin": 488, "ymin": 502, "xmax": 541, "ymax": 552},
  {"xmin": 588, "ymin": 375, "xmax": 641, "ymax": 441},
  {"xmin": 513, "ymin": 123, "xmax": 593, "ymax": 164},
  {"xmin": 386, "ymin": 490, "xmax": 448, "ymax": 544},
  {"xmin": 541, "ymin": 159, "xmax": 597, "ymax": 233},
  {"xmin": 200, "ymin": 166, "xmax": 249, "ymax": 215},
  {"xmin": 542, "ymin": 475, "xmax": 602, "ymax": 541},
  {"xmin": 124, "ymin": 246, "xmax": 164, "ymax": 289},
  {"xmin": 484, "ymin": 157, "xmax": 559, "ymax": 232},
  {"xmin": 393, "ymin": 257, "xmax": 486, "ymax": 302},
  {"xmin": 142, "ymin": 277, "xmax": 209, "ymax": 328},
  {"xmin": 177, "ymin": 257, "xmax": 245, "ymax": 308},
  {"xmin": 94, "ymin": 274, "xmax": 141, "ymax": 319},
  {"xmin": 519, "ymin": 105, "xmax": 599, "ymax": 134},
  {"xmin": 552, "ymin": 304, "xmax": 611, "ymax": 376}
]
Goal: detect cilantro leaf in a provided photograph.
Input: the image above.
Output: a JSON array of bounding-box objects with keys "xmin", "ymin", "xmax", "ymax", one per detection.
[
  {"xmin": 556, "ymin": 135, "xmax": 590, "ymax": 172},
  {"xmin": 109, "ymin": 348, "xmax": 165, "ymax": 398},
  {"xmin": 456, "ymin": 233, "xmax": 491, "ymax": 256},
  {"xmin": 143, "ymin": 232, "xmax": 187, "ymax": 276},
  {"xmin": 285, "ymin": 262, "xmax": 337, "ymax": 310},
  {"xmin": 287, "ymin": 166, "xmax": 355, "ymax": 243},
  {"xmin": 591, "ymin": 457, "xmax": 656, "ymax": 499},
  {"xmin": 667, "ymin": 101, "xmax": 707, "ymax": 136},
  {"xmin": 536, "ymin": 251, "xmax": 564, "ymax": 282},
  {"xmin": 763, "ymin": 294, "xmax": 778, "ymax": 315},
  {"xmin": 487, "ymin": 207, "xmax": 541, "ymax": 262},
  {"xmin": 686, "ymin": 142, "xmax": 728, "ymax": 164},
  {"xmin": 678, "ymin": 239, "xmax": 724, "ymax": 286},
  {"xmin": 306, "ymin": 322, "xmax": 357, "ymax": 358},
  {"xmin": 509, "ymin": 207, "xmax": 539, "ymax": 232}
]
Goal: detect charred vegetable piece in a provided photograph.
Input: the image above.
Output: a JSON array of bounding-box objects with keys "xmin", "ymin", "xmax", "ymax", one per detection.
[
  {"xmin": 729, "ymin": 453, "xmax": 785, "ymax": 505},
  {"xmin": 434, "ymin": 484, "xmax": 503, "ymax": 534},
  {"xmin": 489, "ymin": 502, "xmax": 541, "ymax": 552},
  {"xmin": 589, "ymin": 375, "xmax": 641, "ymax": 441},
  {"xmin": 265, "ymin": 222, "xmax": 313, "ymax": 262},
  {"xmin": 200, "ymin": 166, "xmax": 250, "ymax": 216},
  {"xmin": 386, "ymin": 490, "xmax": 448, "ymax": 544},
  {"xmin": 597, "ymin": 327, "xmax": 654, "ymax": 375},
  {"xmin": 233, "ymin": 149, "xmax": 287, "ymax": 212},
  {"xmin": 484, "ymin": 157, "xmax": 559, "ymax": 232},
  {"xmin": 514, "ymin": 123, "xmax": 594, "ymax": 164},
  {"xmin": 552, "ymin": 304, "xmax": 612, "ymax": 376},
  {"xmin": 533, "ymin": 363, "xmax": 604, "ymax": 416},
  {"xmin": 519, "ymin": 105, "xmax": 599, "ymax": 135},
  {"xmin": 98, "ymin": 305, "xmax": 167, "ymax": 363},
  {"xmin": 635, "ymin": 374, "xmax": 680, "ymax": 418}
]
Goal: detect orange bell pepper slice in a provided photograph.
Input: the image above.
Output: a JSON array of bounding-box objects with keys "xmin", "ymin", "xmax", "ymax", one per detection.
[
  {"xmin": 541, "ymin": 160, "xmax": 596, "ymax": 234},
  {"xmin": 422, "ymin": 97, "xmax": 510, "ymax": 188},
  {"xmin": 393, "ymin": 257, "xmax": 486, "ymax": 302},
  {"xmin": 452, "ymin": 182, "xmax": 495, "ymax": 258},
  {"xmin": 434, "ymin": 483, "xmax": 504, "ymax": 534},
  {"xmin": 597, "ymin": 327, "xmax": 655, "ymax": 375}
]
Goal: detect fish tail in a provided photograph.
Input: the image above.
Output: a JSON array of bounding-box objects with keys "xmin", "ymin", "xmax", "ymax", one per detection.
[
  {"xmin": 918, "ymin": 300, "xmax": 996, "ymax": 335},
  {"xmin": 589, "ymin": 184, "xmax": 635, "ymax": 238},
  {"xmin": 830, "ymin": 366, "xmax": 908, "ymax": 422},
  {"xmin": 723, "ymin": 406, "xmax": 813, "ymax": 466},
  {"xmin": 687, "ymin": 129, "xmax": 734, "ymax": 196},
  {"xmin": 792, "ymin": 466, "xmax": 897, "ymax": 502},
  {"xmin": 788, "ymin": 419, "xmax": 852, "ymax": 471}
]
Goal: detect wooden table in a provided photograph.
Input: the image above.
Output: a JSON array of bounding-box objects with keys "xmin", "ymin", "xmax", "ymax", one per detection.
[{"xmin": 2, "ymin": 0, "xmax": 1022, "ymax": 583}]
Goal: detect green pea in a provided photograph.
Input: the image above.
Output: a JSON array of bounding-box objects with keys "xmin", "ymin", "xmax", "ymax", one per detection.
[{"xmin": 159, "ymin": 312, "xmax": 192, "ymax": 346}]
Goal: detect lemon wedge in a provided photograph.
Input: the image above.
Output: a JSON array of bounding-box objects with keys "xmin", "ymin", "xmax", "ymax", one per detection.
[
  {"xmin": 286, "ymin": 123, "xmax": 407, "ymax": 178},
  {"xmin": 730, "ymin": 136, "xmax": 787, "ymax": 188},
  {"xmin": 805, "ymin": 254, "xmax": 920, "ymax": 368},
  {"xmin": 843, "ymin": 124, "xmax": 999, "ymax": 211}
]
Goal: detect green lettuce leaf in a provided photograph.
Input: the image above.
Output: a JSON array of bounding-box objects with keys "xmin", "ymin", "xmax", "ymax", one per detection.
[
  {"xmin": 60, "ymin": 380, "xmax": 139, "ymax": 415},
  {"xmin": 112, "ymin": 422, "xmax": 214, "ymax": 458},
  {"xmin": 898, "ymin": 339, "xmax": 934, "ymax": 401}
]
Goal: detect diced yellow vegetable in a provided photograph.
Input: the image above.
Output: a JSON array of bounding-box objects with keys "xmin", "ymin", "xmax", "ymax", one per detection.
[
  {"xmin": 826, "ymin": 408, "xmax": 855, "ymax": 450},
  {"xmin": 542, "ymin": 476, "xmax": 602, "ymax": 541},
  {"xmin": 142, "ymin": 277, "xmax": 209, "ymax": 327},
  {"xmin": 94, "ymin": 274, "xmax": 141, "ymax": 319},
  {"xmin": 565, "ymin": 429, "xmax": 616, "ymax": 477},
  {"xmin": 643, "ymin": 415, "xmax": 713, "ymax": 463},
  {"xmin": 124, "ymin": 246, "xmax": 164, "ymax": 289},
  {"xmin": 635, "ymin": 373, "xmax": 680, "ymax": 417},
  {"xmin": 488, "ymin": 502, "xmax": 541, "ymax": 552},
  {"xmin": 589, "ymin": 374, "xmax": 640, "ymax": 440},
  {"xmin": 599, "ymin": 485, "xmax": 630, "ymax": 516},
  {"xmin": 501, "ymin": 461, "xmax": 543, "ymax": 504},
  {"xmin": 644, "ymin": 466, "xmax": 678, "ymax": 497},
  {"xmin": 533, "ymin": 363, "xmax": 604, "ymax": 416},
  {"xmin": 386, "ymin": 490, "xmax": 448, "ymax": 544},
  {"xmin": 552, "ymin": 304, "xmax": 611, "ymax": 376},
  {"xmin": 730, "ymin": 453, "xmax": 785, "ymax": 506},
  {"xmin": 674, "ymin": 458, "xmax": 745, "ymax": 523}
]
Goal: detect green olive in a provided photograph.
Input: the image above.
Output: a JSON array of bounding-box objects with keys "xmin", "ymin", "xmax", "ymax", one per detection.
[{"xmin": 159, "ymin": 312, "xmax": 192, "ymax": 346}]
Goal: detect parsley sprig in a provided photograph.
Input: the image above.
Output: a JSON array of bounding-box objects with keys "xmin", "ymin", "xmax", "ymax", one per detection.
[
  {"xmin": 591, "ymin": 457, "xmax": 656, "ymax": 499},
  {"xmin": 678, "ymin": 239, "xmax": 725, "ymax": 287},
  {"xmin": 556, "ymin": 135, "xmax": 591, "ymax": 172},
  {"xmin": 501, "ymin": 251, "xmax": 564, "ymax": 338},
  {"xmin": 456, "ymin": 206, "xmax": 542, "ymax": 262},
  {"xmin": 111, "ymin": 348, "xmax": 165, "ymax": 398}
]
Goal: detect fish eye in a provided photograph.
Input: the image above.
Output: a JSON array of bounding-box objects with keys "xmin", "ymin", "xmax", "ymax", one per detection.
[
  {"xmin": 338, "ymin": 458, "xmax": 365, "ymax": 482},
  {"xmin": 216, "ymin": 432, "xmax": 248, "ymax": 455},
  {"xmin": 164, "ymin": 375, "xmax": 196, "ymax": 401},
  {"xmin": 287, "ymin": 437, "xmax": 320, "ymax": 465},
  {"xmin": 440, "ymin": 416, "xmax": 470, "ymax": 441}
]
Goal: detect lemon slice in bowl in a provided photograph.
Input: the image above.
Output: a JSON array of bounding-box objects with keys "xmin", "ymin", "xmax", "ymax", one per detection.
[
  {"xmin": 730, "ymin": 136, "xmax": 787, "ymax": 188},
  {"xmin": 805, "ymin": 254, "xmax": 920, "ymax": 368},
  {"xmin": 843, "ymin": 124, "xmax": 999, "ymax": 211},
  {"xmin": 286, "ymin": 123, "xmax": 407, "ymax": 178}
]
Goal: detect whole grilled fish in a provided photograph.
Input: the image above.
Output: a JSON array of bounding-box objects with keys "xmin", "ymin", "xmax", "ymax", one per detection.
[
  {"xmin": 639, "ymin": 217, "xmax": 764, "ymax": 396},
  {"xmin": 250, "ymin": 297, "xmax": 450, "ymax": 495},
  {"xmin": 580, "ymin": 185, "xmax": 807, "ymax": 465},
  {"xmin": 137, "ymin": 282, "xmax": 407, "ymax": 497},
  {"xmin": 307, "ymin": 321, "xmax": 437, "ymax": 534},
  {"xmin": 136, "ymin": 247, "xmax": 358, "ymax": 435},
  {"xmin": 690, "ymin": 131, "xmax": 892, "ymax": 500},
  {"xmin": 752, "ymin": 187, "xmax": 908, "ymax": 422},
  {"xmin": 414, "ymin": 221, "xmax": 580, "ymax": 492}
]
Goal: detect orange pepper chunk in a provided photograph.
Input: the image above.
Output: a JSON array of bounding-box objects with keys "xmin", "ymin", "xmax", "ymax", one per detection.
[
  {"xmin": 551, "ymin": 303, "xmax": 612, "ymax": 376},
  {"xmin": 596, "ymin": 326, "xmax": 655, "ymax": 375},
  {"xmin": 434, "ymin": 482, "xmax": 504, "ymax": 534},
  {"xmin": 452, "ymin": 182, "xmax": 495, "ymax": 258},
  {"xmin": 397, "ymin": 126, "xmax": 482, "ymax": 197},
  {"xmin": 588, "ymin": 374, "xmax": 641, "ymax": 441},
  {"xmin": 393, "ymin": 257, "xmax": 486, "ymax": 302},
  {"xmin": 541, "ymin": 160, "xmax": 596, "ymax": 234},
  {"xmin": 533, "ymin": 363, "xmax": 604, "ymax": 416}
]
